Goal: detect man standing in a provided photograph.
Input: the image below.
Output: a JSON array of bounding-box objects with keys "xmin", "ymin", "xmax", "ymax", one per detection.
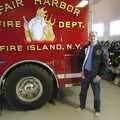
[{"xmin": 79, "ymin": 31, "xmax": 107, "ymax": 117}]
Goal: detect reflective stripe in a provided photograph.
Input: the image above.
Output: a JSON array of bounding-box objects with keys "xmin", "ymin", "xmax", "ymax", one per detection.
[
  {"xmin": 82, "ymin": 46, "xmax": 90, "ymax": 70},
  {"xmin": 65, "ymin": 84, "xmax": 73, "ymax": 87},
  {"xmin": 57, "ymin": 73, "xmax": 81, "ymax": 79}
]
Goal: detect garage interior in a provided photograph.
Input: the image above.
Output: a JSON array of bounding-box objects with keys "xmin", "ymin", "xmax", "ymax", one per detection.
[{"xmin": 0, "ymin": 0, "xmax": 120, "ymax": 120}]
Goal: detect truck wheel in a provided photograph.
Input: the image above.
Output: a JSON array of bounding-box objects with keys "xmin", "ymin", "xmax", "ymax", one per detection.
[{"xmin": 5, "ymin": 64, "xmax": 54, "ymax": 110}]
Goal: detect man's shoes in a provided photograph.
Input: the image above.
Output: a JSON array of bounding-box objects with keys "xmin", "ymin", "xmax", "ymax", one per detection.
[
  {"xmin": 76, "ymin": 106, "xmax": 85, "ymax": 112},
  {"xmin": 95, "ymin": 112, "xmax": 101, "ymax": 117},
  {"xmin": 80, "ymin": 105, "xmax": 85, "ymax": 110},
  {"xmin": 80, "ymin": 107, "xmax": 85, "ymax": 110}
]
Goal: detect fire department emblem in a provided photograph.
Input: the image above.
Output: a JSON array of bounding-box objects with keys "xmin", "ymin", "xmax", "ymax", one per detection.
[
  {"xmin": 95, "ymin": 49, "xmax": 101, "ymax": 55},
  {"xmin": 23, "ymin": 7, "xmax": 55, "ymax": 42}
]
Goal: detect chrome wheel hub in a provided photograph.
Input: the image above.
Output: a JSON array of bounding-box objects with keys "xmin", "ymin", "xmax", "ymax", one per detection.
[{"xmin": 16, "ymin": 76, "xmax": 43, "ymax": 102}]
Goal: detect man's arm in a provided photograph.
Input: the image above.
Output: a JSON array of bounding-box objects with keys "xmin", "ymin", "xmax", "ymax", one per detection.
[
  {"xmin": 78, "ymin": 46, "xmax": 87, "ymax": 79},
  {"xmin": 79, "ymin": 48, "xmax": 85, "ymax": 72}
]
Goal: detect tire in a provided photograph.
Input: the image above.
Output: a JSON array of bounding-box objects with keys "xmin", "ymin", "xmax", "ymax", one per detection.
[{"xmin": 5, "ymin": 64, "xmax": 54, "ymax": 110}]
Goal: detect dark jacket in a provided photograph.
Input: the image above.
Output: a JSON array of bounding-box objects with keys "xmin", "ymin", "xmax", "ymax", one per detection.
[{"xmin": 79, "ymin": 42, "xmax": 108, "ymax": 77}]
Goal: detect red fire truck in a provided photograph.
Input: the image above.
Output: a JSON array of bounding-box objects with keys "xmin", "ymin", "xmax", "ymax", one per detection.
[{"xmin": 0, "ymin": 0, "xmax": 88, "ymax": 110}]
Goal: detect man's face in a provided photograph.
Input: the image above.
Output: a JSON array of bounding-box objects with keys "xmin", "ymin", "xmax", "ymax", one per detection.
[{"xmin": 89, "ymin": 32, "xmax": 97, "ymax": 44}]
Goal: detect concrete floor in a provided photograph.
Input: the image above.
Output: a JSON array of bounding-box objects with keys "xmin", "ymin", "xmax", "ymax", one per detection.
[{"xmin": 0, "ymin": 80, "xmax": 120, "ymax": 120}]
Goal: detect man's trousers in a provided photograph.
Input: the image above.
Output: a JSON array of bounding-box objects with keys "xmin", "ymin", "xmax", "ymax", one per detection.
[{"xmin": 80, "ymin": 70, "xmax": 101, "ymax": 112}]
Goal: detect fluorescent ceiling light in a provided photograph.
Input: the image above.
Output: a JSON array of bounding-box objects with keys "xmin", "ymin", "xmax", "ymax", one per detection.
[{"xmin": 76, "ymin": 0, "xmax": 88, "ymax": 8}]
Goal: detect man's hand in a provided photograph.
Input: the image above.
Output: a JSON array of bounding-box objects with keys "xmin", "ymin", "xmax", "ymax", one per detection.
[
  {"xmin": 80, "ymin": 72, "xmax": 85, "ymax": 79},
  {"xmin": 96, "ymin": 75, "xmax": 101, "ymax": 80},
  {"xmin": 93, "ymin": 75, "xmax": 102, "ymax": 83}
]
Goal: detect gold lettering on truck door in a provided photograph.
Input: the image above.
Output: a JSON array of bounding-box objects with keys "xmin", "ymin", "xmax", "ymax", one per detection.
[
  {"xmin": 15, "ymin": 21, "xmax": 21, "ymax": 28},
  {"xmin": 34, "ymin": 0, "xmax": 42, "ymax": 5},
  {"xmin": 0, "ymin": 5, "xmax": 4, "ymax": 15},
  {"xmin": 15, "ymin": 0, "xmax": 24, "ymax": 7},
  {"xmin": 59, "ymin": 1, "xmax": 66, "ymax": 10},
  {"xmin": 43, "ymin": 0, "xmax": 51, "ymax": 6},
  {"xmin": 73, "ymin": 8, "xmax": 80, "ymax": 16},
  {"xmin": 7, "ymin": 21, "xmax": 14, "ymax": 28},
  {"xmin": 52, "ymin": 0, "xmax": 58, "ymax": 7},
  {"xmin": 4, "ymin": 3, "xmax": 13, "ymax": 12},
  {"xmin": 11, "ymin": 1, "xmax": 16, "ymax": 8},
  {"xmin": 0, "ymin": 21, "xmax": 21, "ymax": 28},
  {"xmin": 66, "ymin": 5, "xmax": 74, "ymax": 12}
]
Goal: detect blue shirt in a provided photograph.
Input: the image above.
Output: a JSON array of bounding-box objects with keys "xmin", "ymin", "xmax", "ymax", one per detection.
[{"xmin": 84, "ymin": 45, "xmax": 94, "ymax": 71}]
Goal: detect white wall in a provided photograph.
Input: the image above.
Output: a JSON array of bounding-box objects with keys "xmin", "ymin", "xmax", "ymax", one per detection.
[
  {"xmin": 93, "ymin": 0, "xmax": 120, "ymax": 22},
  {"xmin": 92, "ymin": 0, "xmax": 120, "ymax": 41}
]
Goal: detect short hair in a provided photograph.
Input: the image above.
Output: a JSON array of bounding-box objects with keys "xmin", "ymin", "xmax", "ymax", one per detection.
[{"xmin": 89, "ymin": 31, "xmax": 97, "ymax": 37}]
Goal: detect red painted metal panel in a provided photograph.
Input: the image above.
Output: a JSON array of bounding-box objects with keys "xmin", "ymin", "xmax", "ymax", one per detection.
[{"xmin": 0, "ymin": 0, "xmax": 88, "ymax": 86}]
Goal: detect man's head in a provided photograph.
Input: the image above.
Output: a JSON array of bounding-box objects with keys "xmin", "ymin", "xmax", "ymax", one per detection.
[{"xmin": 88, "ymin": 31, "xmax": 98, "ymax": 45}]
